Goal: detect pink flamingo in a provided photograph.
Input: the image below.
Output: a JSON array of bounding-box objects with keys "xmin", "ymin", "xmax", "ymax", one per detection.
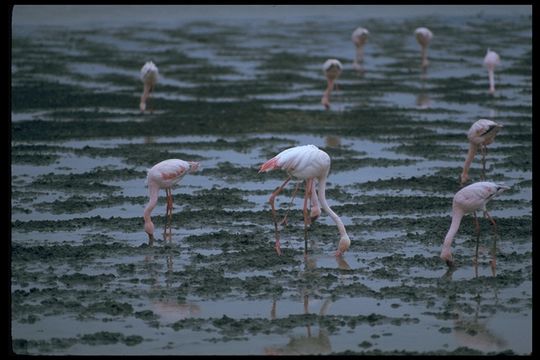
[
  {"xmin": 258, "ymin": 144, "xmax": 350, "ymax": 257},
  {"xmin": 140, "ymin": 61, "xmax": 159, "ymax": 113},
  {"xmin": 321, "ymin": 59, "xmax": 342, "ymax": 110},
  {"xmin": 440, "ymin": 181, "xmax": 509, "ymax": 267},
  {"xmin": 414, "ymin": 27, "xmax": 433, "ymax": 68},
  {"xmin": 483, "ymin": 49, "xmax": 501, "ymax": 94},
  {"xmin": 351, "ymin": 27, "xmax": 369, "ymax": 70},
  {"xmin": 143, "ymin": 159, "xmax": 200, "ymax": 245},
  {"xmin": 460, "ymin": 119, "xmax": 503, "ymax": 185}
]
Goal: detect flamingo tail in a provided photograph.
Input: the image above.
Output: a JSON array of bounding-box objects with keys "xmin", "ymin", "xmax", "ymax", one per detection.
[{"xmin": 259, "ymin": 157, "xmax": 280, "ymax": 173}]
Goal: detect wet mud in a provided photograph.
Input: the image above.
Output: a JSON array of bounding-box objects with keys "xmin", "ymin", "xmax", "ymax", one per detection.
[{"xmin": 11, "ymin": 8, "xmax": 531, "ymax": 355}]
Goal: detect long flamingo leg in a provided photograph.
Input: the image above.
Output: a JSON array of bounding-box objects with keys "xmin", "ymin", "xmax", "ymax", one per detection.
[
  {"xmin": 269, "ymin": 176, "xmax": 292, "ymax": 255},
  {"xmin": 481, "ymin": 145, "xmax": 487, "ymax": 180},
  {"xmin": 278, "ymin": 181, "xmax": 301, "ymax": 227},
  {"xmin": 303, "ymin": 179, "xmax": 313, "ymax": 254},
  {"xmin": 309, "ymin": 179, "xmax": 320, "ymax": 222},
  {"xmin": 473, "ymin": 211, "xmax": 480, "ymax": 234},
  {"xmin": 490, "ymin": 229, "xmax": 498, "ymax": 276},
  {"xmin": 149, "ymin": 86, "xmax": 154, "ymax": 114},
  {"xmin": 473, "ymin": 233, "xmax": 480, "ymax": 266},
  {"xmin": 164, "ymin": 188, "xmax": 173, "ymax": 241}
]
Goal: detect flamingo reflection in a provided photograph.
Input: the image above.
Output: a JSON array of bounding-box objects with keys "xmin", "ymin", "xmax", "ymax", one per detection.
[
  {"xmin": 144, "ymin": 255, "xmax": 200, "ymax": 323},
  {"xmin": 264, "ymin": 255, "xmax": 350, "ymax": 355},
  {"xmin": 443, "ymin": 271, "xmax": 506, "ymax": 353}
]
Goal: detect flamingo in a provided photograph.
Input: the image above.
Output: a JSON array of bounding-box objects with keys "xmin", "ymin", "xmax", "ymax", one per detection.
[
  {"xmin": 321, "ymin": 59, "xmax": 342, "ymax": 110},
  {"xmin": 440, "ymin": 181, "xmax": 510, "ymax": 267},
  {"xmin": 460, "ymin": 119, "xmax": 503, "ymax": 185},
  {"xmin": 351, "ymin": 27, "xmax": 369, "ymax": 70},
  {"xmin": 143, "ymin": 159, "xmax": 200, "ymax": 245},
  {"xmin": 483, "ymin": 49, "xmax": 501, "ymax": 95},
  {"xmin": 258, "ymin": 144, "xmax": 350, "ymax": 257},
  {"xmin": 414, "ymin": 27, "xmax": 433, "ymax": 68},
  {"xmin": 140, "ymin": 61, "xmax": 159, "ymax": 113}
]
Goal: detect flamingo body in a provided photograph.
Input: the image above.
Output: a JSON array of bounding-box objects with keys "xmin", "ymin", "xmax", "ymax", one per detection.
[
  {"xmin": 259, "ymin": 145, "xmax": 350, "ymax": 256},
  {"xmin": 460, "ymin": 119, "xmax": 503, "ymax": 185},
  {"xmin": 483, "ymin": 49, "xmax": 500, "ymax": 94},
  {"xmin": 140, "ymin": 61, "xmax": 159, "ymax": 112},
  {"xmin": 321, "ymin": 59, "xmax": 342, "ymax": 110},
  {"xmin": 144, "ymin": 159, "xmax": 200, "ymax": 244},
  {"xmin": 414, "ymin": 27, "xmax": 433, "ymax": 68},
  {"xmin": 440, "ymin": 181, "xmax": 509, "ymax": 266},
  {"xmin": 351, "ymin": 27, "xmax": 369, "ymax": 68}
]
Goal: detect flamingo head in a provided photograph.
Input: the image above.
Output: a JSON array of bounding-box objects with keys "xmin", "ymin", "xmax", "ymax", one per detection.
[
  {"xmin": 188, "ymin": 161, "xmax": 201, "ymax": 173},
  {"xmin": 335, "ymin": 234, "xmax": 351, "ymax": 257},
  {"xmin": 492, "ymin": 183, "xmax": 510, "ymax": 196},
  {"xmin": 144, "ymin": 220, "xmax": 155, "ymax": 244},
  {"xmin": 440, "ymin": 246, "xmax": 454, "ymax": 267}
]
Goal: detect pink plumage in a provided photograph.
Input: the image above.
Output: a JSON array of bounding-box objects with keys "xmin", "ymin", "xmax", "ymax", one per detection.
[
  {"xmin": 259, "ymin": 145, "xmax": 350, "ymax": 257},
  {"xmin": 143, "ymin": 159, "xmax": 200, "ymax": 245},
  {"xmin": 440, "ymin": 181, "xmax": 509, "ymax": 267}
]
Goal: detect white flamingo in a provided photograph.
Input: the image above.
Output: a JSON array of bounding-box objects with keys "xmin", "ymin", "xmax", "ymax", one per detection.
[
  {"xmin": 140, "ymin": 61, "xmax": 159, "ymax": 113},
  {"xmin": 259, "ymin": 144, "xmax": 350, "ymax": 257},
  {"xmin": 143, "ymin": 159, "xmax": 200, "ymax": 245},
  {"xmin": 460, "ymin": 119, "xmax": 503, "ymax": 185},
  {"xmin": 483, "ymin": 49, "xmax": 501, "ymax": 95},
  {"xmin": 351, "ymin": 27, "xmax": 369, "ymax": 70},
  {"xmin": 414, "ymin": 27, "xmax": 433, "ymax": 68},
  {"xmin": 440, "ymin": 181, "xmax": 509, "ymax": 267},
  {"xmin": 321, "ymin": 59, "xmax": 342, "ymax": 110}
]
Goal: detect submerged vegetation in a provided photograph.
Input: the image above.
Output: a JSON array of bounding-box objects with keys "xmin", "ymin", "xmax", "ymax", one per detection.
[{"xmin": 11, "ymin": 9, "xmax": 531, "ymax": 356}]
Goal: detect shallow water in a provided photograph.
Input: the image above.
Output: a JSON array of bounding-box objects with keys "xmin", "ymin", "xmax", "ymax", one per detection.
[{"xmin": 11, "ymin": 5, "xmax": 532, "ymax": 356}]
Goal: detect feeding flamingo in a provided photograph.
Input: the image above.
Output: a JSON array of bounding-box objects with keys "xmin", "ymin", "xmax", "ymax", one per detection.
[
  {"xmin": 351, "ymin": 27, "xmax": 369, "ymax": 70},
  {"xmin": 258, "ymin": 144, "xmax": 350, "ymax": 257},
  {"xmin": 321, "ymin": 59, "xmax": 342, "ymax": 110},
  {"xmin": 460, "ymin": 119, "xmax": 503, "ymax": 185},
  {"xmin": 440, "ymin": 181, "xmax": 509, "ymax": 267},
  {"xmin": 414, "ymin": 27, "xmax": 433, "ymax": 68},
  {"xmin": 483, "ymin": 49, "xmax": 501, "ymax": 94},
  {"xmin": 143, "ymin": 159, "xmax": 200, "ymax": 245},
  {"xmin": 140, "ymin": 61, "xmax": 159, "ymax": 113}
]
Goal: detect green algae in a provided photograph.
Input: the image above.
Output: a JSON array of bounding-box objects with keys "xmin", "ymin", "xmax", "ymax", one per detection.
[{"xmin": 10, "ymin": 11, "xmax": 532, "ymax": 356}]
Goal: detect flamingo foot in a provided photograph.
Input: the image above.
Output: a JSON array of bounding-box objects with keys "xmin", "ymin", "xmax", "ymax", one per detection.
[{"xmin": 148, "ymin": 233, "xmax": 155, "ymax": 246}]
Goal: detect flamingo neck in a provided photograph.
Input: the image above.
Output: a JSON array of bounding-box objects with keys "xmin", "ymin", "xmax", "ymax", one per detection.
[
  {"xmin": 442, "ymin": 208, "xmax": 464, "ymax": 251},
  {"xmin": 325, "ymin": 79, "xmax": 335, "ymax": 94},
  {"xmin": 488, "ymin": 69, "xmax": 495, "ymax": 93},
  {"xmin": 461, "ymin": 142, "xmax": 478, "ymax": 182},
  {"xmin": 144, "ymin": 182, "xmax": 160, "ymax": 233},
  {"xmin": 317, "ymin": 175, "xmax": 348, "ymax": 239},
  {"xmin": 355, "ymin": 46, "xmax": 364, "ymax": 64},
  {"xmin": 421, "ymin": 46, "xmax": 428, "ymax": 65}
]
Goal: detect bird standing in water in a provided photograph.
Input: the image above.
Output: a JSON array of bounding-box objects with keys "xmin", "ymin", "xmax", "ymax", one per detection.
[
  {"xmin": 351, "ymin": 27, "xmax": 369, "ymax": 71},
  {"xmin": 483, "ymin": 49, "xmax": 501, "ymax": 95},
  {"xmin": 321, "ymin": 59, "xmax": 343, "ymax": 110},
  {"xmin": 460, "ymin": 119, "xmax": 503, "ymax": 185},
  {"xmin": 143, "ymin": 159, "xmax": 200, "ymax": 245},
  {"xmin": 440, "ymin": 181, "xmax": 509, "ymax": 267},
  {"xmin": 414, "ymin": 27, "xmax": 433, "ymax": 69},
  {"xmin": 140, "ymin": 61, "xmax": 159, "ymax": 113},
  {"xmin": 259, "ymin": 144, "xmax": 350, "ymax": 257}
]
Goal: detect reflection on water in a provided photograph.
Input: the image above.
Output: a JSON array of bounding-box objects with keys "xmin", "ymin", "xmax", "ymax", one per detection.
[
  {"xmin": 263, "ymin": 254, "xmax": 346, "ymax": 355},
  {"xmin": 144, "ymin": 255, "xmax": 201, "ymax": 323},
  {"xmin": 265, "ymin": 297, "xmax": 333, "ymax": 355},
  {"xmin": 440, "ymin": 237, "xmax": 507, "ymax": 354}
]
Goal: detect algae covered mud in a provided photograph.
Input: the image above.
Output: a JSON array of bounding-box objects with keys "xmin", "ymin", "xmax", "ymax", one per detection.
[{"xmin": 11, "ymin": 5, "xmax": 532, "ymax": 355}]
